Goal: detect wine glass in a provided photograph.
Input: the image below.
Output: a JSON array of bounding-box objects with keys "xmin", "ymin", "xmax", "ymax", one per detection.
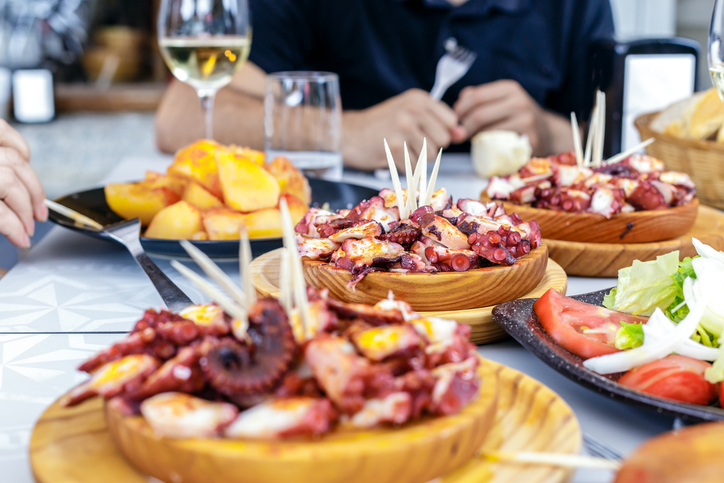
[
  {"xmin": 709, "ymin": 0, "xmax": 724, "ymax": 102},
  {"xmin": 158, "ymin": 0, "xmax": 251, "ymax": 139}
]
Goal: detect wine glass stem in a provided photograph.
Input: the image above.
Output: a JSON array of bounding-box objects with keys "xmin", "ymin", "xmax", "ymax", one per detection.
[{"xmin": 198, "ymin": 89, "xmax": 217, "ymax": 140}]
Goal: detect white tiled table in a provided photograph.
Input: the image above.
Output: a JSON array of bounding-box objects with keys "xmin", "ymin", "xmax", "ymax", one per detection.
[{"xmin": 0, "ymin": 154, "xmax": 676, "ymax": 483}]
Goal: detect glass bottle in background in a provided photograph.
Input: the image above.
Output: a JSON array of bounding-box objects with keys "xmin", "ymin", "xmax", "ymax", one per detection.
[
  {"xmin": 158, "ymin": 0, "xmax": 251, "ymax": 139},
  {"xmin": 265, "ymin": 72, "xmax": 343, "ymax": 180},
  {"xmin": 709, "ymin": 0, "xmax": 724, "ymax": 102}
]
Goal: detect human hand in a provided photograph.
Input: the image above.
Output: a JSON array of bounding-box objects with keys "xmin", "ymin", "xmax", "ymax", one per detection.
[
  {"xmin": 342, "ymin": 89, "xmax": 466, "ymax": 172},
  {"xmin": 0, "ymin": 120, "xmax": 47, "ymax": 248},
  {"xmin": 454, "ymin": 80, "xmax": 572, "ymax": 156}
]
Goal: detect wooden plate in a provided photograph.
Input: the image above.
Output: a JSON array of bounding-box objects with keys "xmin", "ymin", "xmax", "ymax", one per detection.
[
  {"xmin": 250, "ymin": 248, "xmax": 567, "ymax": 345},
  {"xmin": 29, "ymin": 359, "xmax": 581, "ymax": 483},
  {"xmin": 544, "ymin": 205, "xmax": 724, "ymax": 277},
  {"xmin": 482, "ymin": 195, "xmax": 698, "ymax": 244},
  {"xmin": 299, "ymin": 246, "xmax": 548, "ymax": 311},
  {"xmin": 492, "ymin": 290, "xmax": 724, "ymax": 423}
]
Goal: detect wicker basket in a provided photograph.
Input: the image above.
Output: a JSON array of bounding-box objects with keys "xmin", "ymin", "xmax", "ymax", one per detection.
[{"xmin": 635, "ymin": 112, "xmax": 724, "ymax": 210}]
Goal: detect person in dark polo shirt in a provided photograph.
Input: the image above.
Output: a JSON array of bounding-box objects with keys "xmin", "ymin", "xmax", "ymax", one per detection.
[{"xmin": 155, "ymin": 0, "xmax": 614, "ymax": 172}]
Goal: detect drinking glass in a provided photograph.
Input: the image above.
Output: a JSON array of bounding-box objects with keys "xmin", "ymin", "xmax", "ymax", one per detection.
[
  {"xmin": 265, "ymin": 72, "xmax": 343, "ymax": 180},
  {"xmin": 158, "ymin": 0, "xmax": 251, "ymax": 139},
  {"xmin": 709, "ymin": 0, "xmax": 724, "ymax": 102}
]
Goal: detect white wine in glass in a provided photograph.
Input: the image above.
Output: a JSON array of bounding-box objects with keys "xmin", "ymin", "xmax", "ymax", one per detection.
[
  {"xmin": 158, "ymin": 0, "xmax": 251, "ymax": 139},
  {"xmin": 709, "ymin": 0, "xmax": 724, "ymax": 102}
]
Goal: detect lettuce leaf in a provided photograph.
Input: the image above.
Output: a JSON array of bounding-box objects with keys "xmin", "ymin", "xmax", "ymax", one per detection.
[
  {"xmin": 603, "ymin": 251, "xmax": 680, "ymax": 316},
  {"xmin": 614, "ymin": 322, "xmax": 644, "ymax": 350}
]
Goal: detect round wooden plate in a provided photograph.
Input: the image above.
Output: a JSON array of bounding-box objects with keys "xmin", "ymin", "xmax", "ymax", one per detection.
[
  {"xmin": 29, "ymin": 358, "xmax": 581, "ymax": 483},
  {"xmin": 482, "ymin": 197, "xmax": 699, "ymax": 244},
  {"xmin": 544, "ymin": 205, "xmax": 724, "ymax": 277},
  {"xmin": 250, "ymin": 248, "xmax": 567, "ymax": 345},
  {"xmin": 299, "ymin": 246, "xmax": 548, "ymax": 311}
]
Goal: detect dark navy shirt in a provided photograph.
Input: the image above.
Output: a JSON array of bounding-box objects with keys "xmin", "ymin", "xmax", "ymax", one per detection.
[{"xmin": 248, "ymin": 0, "xmax": 614, "ymax": 118}]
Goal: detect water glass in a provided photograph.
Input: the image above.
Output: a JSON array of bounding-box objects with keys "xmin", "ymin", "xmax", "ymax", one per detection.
[{"xmin": 265, "ymin": 72, "xmax": 343, "ymax": 180}]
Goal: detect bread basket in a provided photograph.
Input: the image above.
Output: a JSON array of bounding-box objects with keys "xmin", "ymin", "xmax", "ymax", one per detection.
[{"xmin": 635, "ymin": 111, "xmax": 724, "ymax": 210}]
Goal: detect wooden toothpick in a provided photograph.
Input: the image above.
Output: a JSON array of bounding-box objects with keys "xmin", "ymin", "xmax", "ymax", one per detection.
[
  {"xmin": 416, "ymin": 138, "xmax": 428, "ymax": 207},
  {"xmin": 570, "ymin": 112, "xmax": 583, "ymax": 167},
  {"xmin": 425, "ymin": 148, "xmax": 443, "ymax": 205},
  {"xmin": 280, "ymin": 197, "xmax": 310, "ymax": 335},
  {"xmin": 603, "ymin": 138, "xmax": 655, "ymax": 165},
  {"xmin": 384, "ymin": 139, "xmax": 406, "ymax": 219},
  {"xmin": 239, "ymin": 226, "xmax": 257, "ymax": 307},
  {"xmin": 179, "ymin": 240, "xmax": 248, "ymax": 309}
]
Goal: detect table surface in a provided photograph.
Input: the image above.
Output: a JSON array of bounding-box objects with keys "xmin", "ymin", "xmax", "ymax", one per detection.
[{"xmin": 0, "ymin": 153, "xmax": 677, "ymax": 483}]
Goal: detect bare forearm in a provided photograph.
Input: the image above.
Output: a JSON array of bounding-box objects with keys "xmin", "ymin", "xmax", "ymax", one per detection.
[{"xmin": 155, "ymin": 80, "xmax": 265, "ymax": 153}]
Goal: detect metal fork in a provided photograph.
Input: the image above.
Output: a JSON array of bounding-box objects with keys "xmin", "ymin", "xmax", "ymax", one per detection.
[
  {"xmin": 583, "ymin": 433, "xmax": 623, "ymax": 462},
  {"xmin": 429, "ymin": 45, "xmax": 477, "ymax": 101},
  {"xmin": 103, "ymin": 218, "xmax": 193, "ymax": 312}
]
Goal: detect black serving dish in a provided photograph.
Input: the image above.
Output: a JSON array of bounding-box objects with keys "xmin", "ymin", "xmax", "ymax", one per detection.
[
  {"xmin": 492, "ymin": 289, "xmax": 724, "ymax": 423},
  {"xmin": 49, "ymin": 178, "xmax": 379, "ymax": 259}
]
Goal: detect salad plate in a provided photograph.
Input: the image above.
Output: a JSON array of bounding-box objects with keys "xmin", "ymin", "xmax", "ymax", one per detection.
[
  {"xmin": 492, "ymin": 289, "xmax": 724, "ymax": 423},
  {"xmin": 29, "ymin": 358, "xmax": 580, "ymax": 483},
  {"xmin": 48, "ymin": 179, "xmax": 378, "ymax": 259}
]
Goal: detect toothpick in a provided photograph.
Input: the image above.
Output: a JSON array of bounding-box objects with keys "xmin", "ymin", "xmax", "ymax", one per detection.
[
  {"xmin": 45, "ymin": 199, "xmax": 104, "ymax": 231},
  {"xmin": 570, "ymin": 112, "xmax": 583, "ymax": 167},
  {"xmin": 481, "ymin": 451, "xmax": 620, "ymax": 471},
  {"xmin": 171, "ymin": 260, "xmax": 248, "ymax": 323},
  {"xmin": 403, "ymin": 142, "xmax": 416, "ymax": 218},
  {"xmin": 603, "ymin": 138, "xmax": 655, "ymax": 165},
  {"xmin": 280, "ymin": 197, "xmax": 310, "ymax": 334},
  {"xmin": 278, "ymin": 247, "xmax": 292, "ymax": 313},
  {"xmin": 383, "ymin": 139, "xmax": 406, "ymax": 219},
  {"xmin": 239, "ymin": 226, "xmax": 256, "ymax": 306},
  {"xmin": 594, "ymin": 91, "xmax": 606, "ymax": 167},
  {"xmin": 179, "ymin": 240, "xmax": 248, "ymax": 309},
  {"xmin": 583, "ymin": 103, "xmax": 598, "ymax": 167},
  {"xmin": 416, "ymin": 139, "xmax": 428, "ymax": 207},
  {"xmin": 425, "ymin": 148, "xmax": 443, "ymax": 205}
]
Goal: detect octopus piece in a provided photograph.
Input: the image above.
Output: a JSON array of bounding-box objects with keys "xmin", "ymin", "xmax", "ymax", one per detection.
[
  {"xmin": 326, "ymin": 297, "xmax": 405, "ymax": 325},
  {"xmin": 610, "ymin": 177, "xmax": 639, "ymax": 198},
  {"xmin": 294, "ymin": 208, "xmax": 338, "ymax": 238},
  {"xmin": 62, "ymin": 354, "xmax": 161, "ymax": 407},
  {"xmin": 651, "ymin": 180, "xmax": 676, "ymax": 206},
  {"xmin": 379, "ymin": 219, "xmax": 421, "ymax": 247},
  {"xmin": 348, "ymin": 392, "xmax": 412, "ymax": 428},
  {"xmin": 518, "ymin": 157, "xmax": 554, "ymax": 179},
  {"xmin": 486, "ymin": 174, "xmax": 526, "ymax": 199},
  {"xmin": 468, "ymin": 226, "xmax": 522, "ymax": 265},
  {"xmin": 78, "ymin": 329, "xmax": 156, "ymax": 373},
  {"xmin": 660, "ymin": 171, "xmax": 695, "ymax": 191},
  {"xmin": 508, "ymin": 185, "xmax": 536, "ymax": 204},
  {"xmin": 430, "ymin": 356, "xmax": 481, "ymax": 415},
  {"xmin": 418, "ymin": 213, "xmax": 470, "ymax": 250},
  {"xmin": 350, "ymin": 325, "xmax": 423, "ymax": 362},
  {"xmin": 373, "ymin": 297, "xmax": 418, "ymax": 322},
  {"xmin": 429, "ymin": 188, "xmax": 453, "ymax": 212},
  {"xmin": 625, "ymin": 154, "xmax": 665, "ymax": 174},
  {"xmin": 593, "ymin": 162, "xmax": 639, "ymax": 179},
  {"xmin": 140, "ymin": 392, "xmax": 239, "ymax": 439},
  {"xmin": 554, "ymin": 165, "xmax": 593, "ymax": 187},
  {"xmin": 409, "ymin": 205, "xmax": 434, "ymax": 224},
  {"xmin": 456, "ymin": 199, "xmax": 500, "ymax": 219},
  {"xmin": 224, "ymin": 397, "xmax": 338, "ymax": 439},
  {"xmin": 304, "ymin": 335, "xmax": 371, "ymax": 413},
  {"xmin": 394, "ymin": 369, "xmax": 436, "ymax": 418},
  {"xmin": 547, "ymin": 151, "xmax": 578, "ymax": 166},
  {"xmin": 438, "ymin": 207, "xmax": 464, "ymax": 225},
  {"xmin": 410, "ymin": 318, "xmax": 476, "ymax": 366},
  {"xmin": 129, "ymin": 345, "xmax": 206, "ymax": 400},
  {"xmin": 580, "ymin": 172, "xmax": 614, "ymax": 189},
  {"xmin": 589, "ymin": 186, "xmax": 626, "ymax": 218},
  {"xmin": 296, "ymin": 235, "xmax": 340, "ymax": 260},
  {"xmin": 348, "ymin": 196, "xmax": 400, "ymax": 232},
  {"xmin": 330, "ymin": 237, "xmax": 406, "ymax": 274},
  {"xmin": 533, "ymin": 187, "xmax": 591, "ymax": 213},
  {"xmin": 423, "ymin": 246, "xmax": 480, "ymax": 272},
  {"xmin": 199, "ymin": 298, "xmax": 296, "ymax": 398},
  {"xmin": 399, "ymin": 252, "xmax": 437, "ymax": 273},
  {"xmin": 329, "ymin": 221, "xmax": 383, "ymax": 243},
  {"xmin": 178, "ymin": 304, "xmax": 230, "ymax": 337},
  {"xmin": 289, "ymin": 298, "xmax": 338, "ymax": 342},
  {"xmin": 625, "ymin": 181, "xmax": 666, "ymax": 211}
]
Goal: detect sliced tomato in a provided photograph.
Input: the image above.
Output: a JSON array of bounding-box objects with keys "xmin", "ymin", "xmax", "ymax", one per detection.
[
  {"xmin": 618, "ymin": 354, "xmax": 718, "ymax": 405},
  {"xmin": 533, "ymin": 288, "xmax": 648, "ymax": 359}
]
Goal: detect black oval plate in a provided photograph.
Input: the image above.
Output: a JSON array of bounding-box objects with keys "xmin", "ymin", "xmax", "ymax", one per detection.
[
  {"xmin": 492, "ymin": 290, "xmax": 724, "ymax": 423},
  {"xmin": 49, "ymin": 178, "xmax": 379, "ymax": 259}
]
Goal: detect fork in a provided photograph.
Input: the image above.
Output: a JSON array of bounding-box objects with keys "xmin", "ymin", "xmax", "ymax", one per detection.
[
  {"xmin": 103, "ymin": 218, "xmax": 193, "ymax": 312},
  {"xmin": 583, "ymin": 433, "xmax": 623, "ymax": 462},
  {"xmin": 429, "ymin": 44, "xmax": 477, "ymax": 101}
]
